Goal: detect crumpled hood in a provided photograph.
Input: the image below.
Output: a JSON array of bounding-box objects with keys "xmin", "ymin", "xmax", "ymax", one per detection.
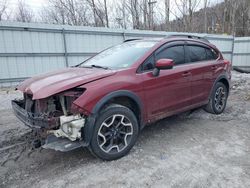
[{"xmin": 17, "ymin": 67, "xmax": 116, "ymax": 99}]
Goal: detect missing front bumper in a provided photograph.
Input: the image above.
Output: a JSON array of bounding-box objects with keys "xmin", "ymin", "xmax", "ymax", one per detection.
[
  {"xmin": 11, "ymin": 99, "xmax": 59, "ymax": 129},
  {"xmin": 12, "ymin": 99, "xmax": 88, "ymax": 152}
]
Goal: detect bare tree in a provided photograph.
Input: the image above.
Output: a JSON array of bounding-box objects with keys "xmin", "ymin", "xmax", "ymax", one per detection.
[
  {"xmin": 103, "ymin": 0, "xmax": 109, "ymax": 27},
  {"xmin": 221, "ymin": 0, "xmax": 228, "ymax": 33},
  {"xmin": 165, "ymin": 0, "xmax": 170, "ymax": 30},
  {"xmin": 40, "ymin": 4, "xmax": 67, "ymax": 24},
  {"xmin": 188, "ymin": 0, "xmax": 201, "ymax": 32},
  {"xmin": 119, "ymin": 0, "xmax": 151, "ymax": 30},
  {"xmin": 0, "ymin": 0, "xmax": 8, "ymax": 21},
  {"xmin": 40, "ymin": 0, "xmax": 67, "ymax": 24},
  {"xmin": 40, "ymin": 0, "xmax": 110, "ymax": 27},
  {"xmin": 7, "ymin": 0, "xmax": 249, "ymax": 36},
  {"xmin": 232, "ymin": 0, "xmax": 249, "ymax": 36},
  {"xmin": 15, "ymin": 0, "xmax": 34, "ymax": 22},
  {"xmin": 203, "ymin": 0, "xmax": 210, "ymax": 33},
  {"xmin": 87, "ymin": 0, "xmax": 111, "ymax": 27},
  {"xmin": 147, "ymin": 0, "xmax": 157, "ymax": 29},
  {"xmin": 220, "ymin": 0, "xmax": 248, "ymax": 35},
  {"xmin": 87, "ymin": 0, "xmax": 98, "ymax": 26},
  {"xmin": 40, "ymin": 0, "xmax": 91, "ymax": 26},
  {"xmin": 122, "ymin": 0, "xmax": 141, "ymax": 29},
  {"xmin": 229, "ymin": 0, "xmax": 240, "ymax": 35},
  {"xmin": 114, "ymin": 0, "xmax": 131, "ymax": 29},
  {"xmin": 59, "ymin": 0, "xmax": 79, "ymax": 25},
  {"xmin": 174, "ymin": 0, "xmax": 201, "ymax": 32},
  {"xmin": 142, "ymin": 0, "xmax": 149, "ymax": 29}
]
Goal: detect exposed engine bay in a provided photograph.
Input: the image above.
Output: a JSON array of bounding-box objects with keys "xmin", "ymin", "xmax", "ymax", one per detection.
[
  {"xmin": 12, "ymin": 88, "xmax": 87, "ymax": 151},
  {"xmin": 50, "ymin": 114, "xmax": 85, "ymax": 141}
]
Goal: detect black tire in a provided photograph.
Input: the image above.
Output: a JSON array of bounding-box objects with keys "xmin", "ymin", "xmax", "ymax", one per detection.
[
  {"xmin": 204, "ymin": 82, "xmax": 228, "ymax": 114},
  {"xmin": 89, "ymin": 104, "xmax": 139, "ymax": 160}
]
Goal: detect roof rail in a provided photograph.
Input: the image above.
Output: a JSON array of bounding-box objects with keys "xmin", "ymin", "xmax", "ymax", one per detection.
[
  {"xmin": 123, "ymin": 38, "xmax": 142, "ymax": 42},
  {"xmin": 166, "ymin": 34, "xmax": 210, "ymax": 43}
]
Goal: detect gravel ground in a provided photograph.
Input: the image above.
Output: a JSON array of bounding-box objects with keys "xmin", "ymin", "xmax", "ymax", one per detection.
[{"xmin": 0, "ymin": 71, "xmax": 250, "ymax": 188}]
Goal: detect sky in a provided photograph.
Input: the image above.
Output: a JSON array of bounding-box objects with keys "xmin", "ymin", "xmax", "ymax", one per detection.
[{"xmin": 7, "ymin": 0, "xmax": 48, "ymax": 12}]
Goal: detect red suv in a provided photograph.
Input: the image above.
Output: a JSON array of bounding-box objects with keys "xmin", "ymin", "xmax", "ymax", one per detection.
[{"xmin": 12, "ymin": 35, "xmax": 231, "ymax": 160}]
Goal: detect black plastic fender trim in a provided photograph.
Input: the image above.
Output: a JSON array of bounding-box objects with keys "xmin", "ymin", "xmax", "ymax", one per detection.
[
  {"xmin": 83, "ymin": 90, "xmax": 144, "ymax": 145},
  {"xmin": 208, "ymin": 74, "xmax": 230, "ymax": 101}
]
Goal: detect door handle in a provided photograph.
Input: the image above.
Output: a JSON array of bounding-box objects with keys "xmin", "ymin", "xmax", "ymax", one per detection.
[
  {"xmin": 182, "ymin": 72, "xmax": 191, "ymax": 77},
  {"xmin": 211, "ymin": 65, "xmax": 217, "ymax": 70}
]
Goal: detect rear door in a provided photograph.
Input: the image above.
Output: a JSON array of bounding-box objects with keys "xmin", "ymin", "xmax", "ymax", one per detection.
[
  {"xmin": 140, "ymin": 42, "xmax": 192, "ymax": 122},
  {"xmin": 186, "ymin": 42, "xmax": 219, "ymax": 104}
]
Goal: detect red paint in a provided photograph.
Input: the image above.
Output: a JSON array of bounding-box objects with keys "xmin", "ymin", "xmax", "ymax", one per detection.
[
  {"xmin": 155, "ymin": 59, "xmax": 174, "ymax": 69},
  {"xmin": 17, "ymin": 67, "xmax": 116, "ymax": 99},
  {"xmin": 17, "ymin": 38, "xmax": 231, "ymax": 125}
]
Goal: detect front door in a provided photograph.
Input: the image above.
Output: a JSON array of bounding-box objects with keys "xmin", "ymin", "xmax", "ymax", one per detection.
[{"xmin": 140, "ymin": 43, "xmax": 192, "ymax": 122}]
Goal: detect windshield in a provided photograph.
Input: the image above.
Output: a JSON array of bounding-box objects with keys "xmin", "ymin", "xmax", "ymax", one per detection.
[{"xmin": 81, "ymin": 41, "xmax": 157, "ymax": 69}]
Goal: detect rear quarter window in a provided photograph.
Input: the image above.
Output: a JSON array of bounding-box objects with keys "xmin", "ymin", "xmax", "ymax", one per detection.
[{"xmin": 206, "ymin": 48, "xmax": 218, "ymax": 60}]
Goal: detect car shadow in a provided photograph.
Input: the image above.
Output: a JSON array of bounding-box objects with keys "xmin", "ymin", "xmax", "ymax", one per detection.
[{"xmin": 28, "ymin": 111, "xmax": 192, "ymax": 165}]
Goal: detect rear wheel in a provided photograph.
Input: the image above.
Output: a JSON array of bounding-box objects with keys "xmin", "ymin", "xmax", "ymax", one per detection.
[
  {"xmin": 204, "ymin": 82, "xmax": 228, "ymax": 114},
  {"xmin": 89, "ymin": 104, "xmax": 139, "ymax": 160}
]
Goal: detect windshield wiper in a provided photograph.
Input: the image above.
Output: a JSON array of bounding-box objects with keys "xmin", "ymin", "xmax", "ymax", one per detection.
[{"xmin": 91, "ymin": 65, "xmax": 110, "ymax": 70}]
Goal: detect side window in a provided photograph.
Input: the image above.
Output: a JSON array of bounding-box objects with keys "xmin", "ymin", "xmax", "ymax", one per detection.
[
  {"xmin": 142, "ymin": 55, "xmax": 155, "ymax": 71},
  {"xmin": 188, "ymin": 45, "xmax": 207, "ymax": 62},
  {"xmin": 206, "ymin": 48, "xmax": 218, "ymax": 60},
  {"xmin": 156, "ymin": 45, "xmax": 185, "ymax": 65}
]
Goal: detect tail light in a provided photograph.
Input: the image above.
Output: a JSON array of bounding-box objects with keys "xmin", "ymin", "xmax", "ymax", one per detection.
[
  {"xmin": 223, "ymin": 60, "xmax": 231, "ymax": 70},
  {"xmin": 223, "ymin": 59, "xmax": 231, "ymax": 65}
]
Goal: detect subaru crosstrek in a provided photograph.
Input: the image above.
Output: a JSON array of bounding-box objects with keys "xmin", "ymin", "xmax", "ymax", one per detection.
[{"xmin": 12, "ymin": 35, "xmax": 231, "ymax": 160}]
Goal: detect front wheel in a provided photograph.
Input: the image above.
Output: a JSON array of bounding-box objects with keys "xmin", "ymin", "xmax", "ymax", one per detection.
[
  {"xmin": 89, "ymin": 104, "xmax": 139, "ymax": 160},
  {"xmin": 204, "ymin": 82, "xmax": 228, "ymax": 114}
]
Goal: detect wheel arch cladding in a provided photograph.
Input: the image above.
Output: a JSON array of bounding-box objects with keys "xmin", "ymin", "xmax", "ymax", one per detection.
[
  {"xmin": 92, "ymin": 90, "xmax": 143, "ymax": 129},
  {"xmin": 210, "ymin": 75, "xmax": 230, "ymax": 97},
  {"xmin": 83, "ymin": 90, "xmax": 144, "ymax": 145},
  {"xmin": 218, "ymin": 78, "xmax": 229, "ymax": 92}
]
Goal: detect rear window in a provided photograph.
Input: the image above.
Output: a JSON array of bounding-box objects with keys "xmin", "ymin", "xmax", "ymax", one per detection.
[
  {"xmin": 188, "ymin": 45, "xmax": 207, "ymax": 62},
  {"xmin": 188, "ymin": 45, "xmax": 218, "ymax": 63}
]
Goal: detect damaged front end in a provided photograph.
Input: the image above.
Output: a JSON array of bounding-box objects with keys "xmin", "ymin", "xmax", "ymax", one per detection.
[{"xmin": 12, "ymin": 88, "xmax": 89, "ymax": 151}]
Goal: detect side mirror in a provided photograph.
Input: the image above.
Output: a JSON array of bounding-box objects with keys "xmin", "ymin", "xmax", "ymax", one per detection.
[{"xmin": 153, "ymin": 59, "xmax": 174, "ymax": 76}]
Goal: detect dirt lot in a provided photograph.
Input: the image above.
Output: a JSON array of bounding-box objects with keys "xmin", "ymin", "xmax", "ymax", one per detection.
[{"xmin": 0, "ymin": 71, "xmax": 250, "ymax": 188}]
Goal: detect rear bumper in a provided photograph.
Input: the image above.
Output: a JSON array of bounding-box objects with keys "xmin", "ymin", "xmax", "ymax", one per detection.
[{"xmin": 11, "ymin": 100, "xmax": 58, "ymax": 129}]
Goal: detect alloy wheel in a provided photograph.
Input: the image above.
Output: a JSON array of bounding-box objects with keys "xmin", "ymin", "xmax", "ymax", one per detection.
[
  {"xmin": 97, "ymin": 114, "xmax": 133, "ymax": 154},
  {"xmin": 214, "ymin": 86, "xmax": 226, "ymax": 111}
]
